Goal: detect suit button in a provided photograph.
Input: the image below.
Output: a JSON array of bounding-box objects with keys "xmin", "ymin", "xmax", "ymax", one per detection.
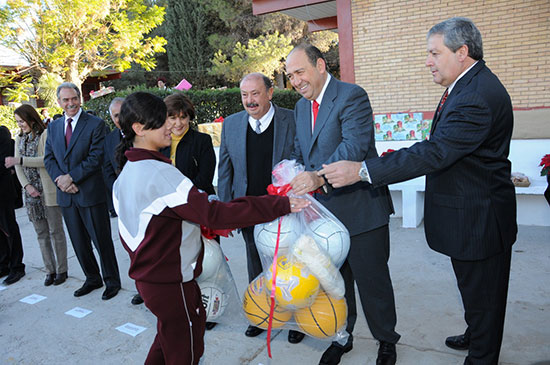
[{"xmin": 310, "ymin": 164, "xmax": 315, "ymax": 168}]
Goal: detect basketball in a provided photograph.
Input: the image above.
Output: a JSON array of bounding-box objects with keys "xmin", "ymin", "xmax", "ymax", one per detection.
[
  {"xmin": 308, "ymin": 218, "xmax": 350, "ymax": 268},
  {"xmin": 294, "ymin": 290, "xmax": 347, "ymax": 338},
  {"xmin": 266, "ymin": 255, "xmax": 320, "ymax": 310},
  {"xmin": 199, "ymin": 281, "xmax": 227, "ymax": 321},
  {"xmin": 254, "ymin": 214, "xmax": 300, "ymax": 259},
  {"xmin": 197, "ymin": 237, "xmax": 224, "ymax": 282},
  {"xmin": 242, "ymin": 276, "xmax": 292, "ymax": 329}
]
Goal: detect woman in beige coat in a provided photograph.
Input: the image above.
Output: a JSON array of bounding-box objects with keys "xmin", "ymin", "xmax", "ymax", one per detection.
[{"xmin": 4, "ymin": 105, "xmax": 68, "ymax": 286}]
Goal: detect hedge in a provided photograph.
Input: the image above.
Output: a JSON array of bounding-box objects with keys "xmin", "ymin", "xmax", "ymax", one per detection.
[{"xmin": 84, "ymin": 86, "xmax": 302, "ymax": 130}]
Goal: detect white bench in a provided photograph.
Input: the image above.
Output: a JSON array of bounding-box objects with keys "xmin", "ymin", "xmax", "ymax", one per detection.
[{"xmin": 376, "ymin": 139, "xmax": 550, "ymax": 227}]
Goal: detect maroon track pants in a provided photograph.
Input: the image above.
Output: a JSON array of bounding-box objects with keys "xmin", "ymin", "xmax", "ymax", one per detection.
[{"xmin": 137, "ymin": 280, "xmax": 206, "ymax": 365}]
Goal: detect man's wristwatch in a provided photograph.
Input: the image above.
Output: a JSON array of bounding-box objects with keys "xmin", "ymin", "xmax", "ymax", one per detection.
[{"xmin": 358, "ymin": 161, "xmax": 370, "ymax": 182}]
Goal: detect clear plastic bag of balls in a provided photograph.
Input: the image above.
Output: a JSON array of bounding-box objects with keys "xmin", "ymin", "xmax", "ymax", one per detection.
[
  {"xmin": 243, "ymin": 159, "xmax": 351, "ymax": 343},
  {"xmin": 196, "ymin": 236, "xmax": 242, "ymax": 325}
]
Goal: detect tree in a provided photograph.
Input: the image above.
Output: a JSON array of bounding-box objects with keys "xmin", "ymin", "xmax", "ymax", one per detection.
[
  {"xmin": 0, "ymin": 68, "xmax": 35, "ymax": 103},
  {"xmin": 0, "ymin": 0, "xmax": 167, "ymax": 88},
  {"xmin": 37, "ymin": 72, "xmax": 63, "ymax": 107},
  {"xmin": 165, "ymin": 0, "xmax": 213, "ymax": 88},
  {"xmin": 210, "ymin": 32, "xmax": 293, "ymax": 83}
]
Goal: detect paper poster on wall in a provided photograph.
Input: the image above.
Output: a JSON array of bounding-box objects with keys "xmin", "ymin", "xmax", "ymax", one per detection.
[{"xmin": 374, "ymin": 113, "xmax": 432, "ymax": 141}]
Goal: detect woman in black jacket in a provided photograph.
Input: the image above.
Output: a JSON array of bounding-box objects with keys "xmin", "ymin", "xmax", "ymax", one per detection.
[{"xmin": 161, "ymin": 93, "xmax": 216, "ymax": 195}]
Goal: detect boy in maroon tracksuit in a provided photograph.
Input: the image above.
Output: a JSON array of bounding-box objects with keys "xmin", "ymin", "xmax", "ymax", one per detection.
[{"xmin": 113, "ymin": 92, "xmax": 307, "ymax": 364}]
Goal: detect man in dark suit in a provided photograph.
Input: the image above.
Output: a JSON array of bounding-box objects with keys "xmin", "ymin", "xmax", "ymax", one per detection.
[
  {"xmin": 217, "ymin": 72, "xmax": 299, "ymax": 341},
  {"xmin": 286, "ymin": 44, "xmax": 399, "ymax": 365},
  {"xmin": 45, "ymin": 82, "xmax": 121, "ymax": 300},
  {"xmin": 320, "ymin": 18, "xmax": 517, "ymax": 364},
  {"xmin": 103, "ymin": 97, "xmax": 124, "ymax": 218}
]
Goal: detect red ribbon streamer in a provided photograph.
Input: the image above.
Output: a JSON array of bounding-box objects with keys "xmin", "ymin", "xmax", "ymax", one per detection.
[
  {"xmin": 266, "ymin": 216, "xmax": 282, "ymax": 358},
  {"xmin": 265, "ymin": 183, "xmax": 288, "ymax": 358}
]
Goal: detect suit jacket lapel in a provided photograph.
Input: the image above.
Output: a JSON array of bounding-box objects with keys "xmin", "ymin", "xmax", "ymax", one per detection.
[
  {"xmin": 272, "ymin": 105, "xmax": 285, "ymax": 166},
  {"xmin": 307, "ymin": 76, "xmax": 336, "ymax": 156},
  {"xmin": 297, "ymin": 100, "xmax": 312, "ymax": 152},
  {"xmin": 430, "ymin": 92, "xmax": 447, "ymax": 135},
  {"xmin": 237, "ymin": 112, "xmax": 249, "ymax": 178}
]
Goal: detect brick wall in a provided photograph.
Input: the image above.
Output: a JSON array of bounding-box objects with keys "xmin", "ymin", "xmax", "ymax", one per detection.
[{"xmin": 350, "ymin": 0, "xmax": 550, "ymax": 114}]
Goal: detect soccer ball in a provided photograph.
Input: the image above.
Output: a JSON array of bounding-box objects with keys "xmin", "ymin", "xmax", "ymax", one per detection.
[
  {"xmin": 254, "ymin": 214, "xmax": 300, "ymax": 259},
  {"xmin": 266, "ymin": 255, "xmax": 320, "ymax": 310},
  {"xmin": 308, "ymin": 218, "xmax": 350, "ymax": 268},
  {"xmin": 197, "ymin": 237, "xmax": 225, "ymax": 282},
  {"xmin": 199, "ymin": 281, "xmax": 227, "ymax": 321}
]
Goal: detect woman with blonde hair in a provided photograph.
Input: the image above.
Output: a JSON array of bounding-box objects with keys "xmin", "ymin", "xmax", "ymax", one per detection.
[{"xmin": 5, "ymin": 104, "xmax": 68, "ymax": 286}]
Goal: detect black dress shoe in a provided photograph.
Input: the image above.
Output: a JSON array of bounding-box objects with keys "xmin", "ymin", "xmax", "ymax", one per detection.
[
  {"xmin": 245, "ymin": 325, "xmax": 264, "ymax": 337},
  {"xmin": 319, "ymin": 335, "xmax": 353, "ymax": 365},
  {"xmin": 102, "ymin": 286, "xmax": 120, "ymax": 300},
  {"xmin": 445, "ymin": 334, "xmax": 469, "ymax": 350},
  {"xmin": 0, "ymin": 268, "xmax": 10, "ymax": 278},
  {"xmin": 376, "ymin": 341, "xmax": 397, "ymax": 365},
  {"xmin": 3, "ymin": 271, "xmax": 25, "ymax": 285},
  {"xmin": 53, "ymin": 272, "xmax": 67, "ymax": 286},
  {"xmin": 205, "ymin": 322, "xmax": 217, "ymax": 330},
  {"xmin": 288, "ymin": 330, "xmax": 305, "ymax": 344},
  {"xmin": 131, "ymin": 293, "xmax": 144, "ymax": 305},
  {"xmin": 74, "ymin": 282, "xmax": 103, "ymax": 297},
  {"xmin": 44, "ymin": 273, "xmax": 55, "ymax": 286}
]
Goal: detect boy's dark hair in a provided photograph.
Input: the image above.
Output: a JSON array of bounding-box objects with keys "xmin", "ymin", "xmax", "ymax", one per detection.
[{"xmin": 115, "ymin": 92, "xmax": 167, "ymax": 170}]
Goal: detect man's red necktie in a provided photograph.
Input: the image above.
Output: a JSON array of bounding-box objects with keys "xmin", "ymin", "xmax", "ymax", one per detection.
[
  {"xmin": 437, "ymin": 89, "xmax": 448, "ymax": 115},
  {"xmin": 65, "ymin": 118, "xmax": 73, "ymax": 147},
  {"xmin": 312, "ymin": 100, "xmax": 319, "ymax": 130}
]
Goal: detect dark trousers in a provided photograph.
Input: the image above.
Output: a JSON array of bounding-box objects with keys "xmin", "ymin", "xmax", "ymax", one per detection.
[
  {"xmin": 241, "ymin": 225, "xmax": 263, "ymax": 283},
  {"xmin": 340, "ymin": 224, "xmax": 400, "ymax": 344},
  {"xmin": 137, "ymin": 280, "xmax": 206, "ymax": 365},
  {"xmin": 0, "ymin": 200, "xmax": 25, "ymax": 273},
  {"xmin": 452, "ymin": 247, "xmax": 512, "ymax": 365},
  {"xmin": 62, "ymin": 202, "xmax": 120, "ymax": 288}
]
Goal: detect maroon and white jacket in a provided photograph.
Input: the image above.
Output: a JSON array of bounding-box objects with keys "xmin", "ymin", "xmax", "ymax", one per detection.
[{"xmin": 113, "ymin": 148, "xmax": 290, "ymax": 284}]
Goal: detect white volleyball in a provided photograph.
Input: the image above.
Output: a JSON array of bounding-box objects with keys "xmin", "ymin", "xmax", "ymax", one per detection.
[
  {"xmin": 199, "ymin": 281, "xmax": 227, "ymax": 321},
  {"xmin": 254, "ymin": 214, "xmax": 300, "ymax": 259},
  {"xmin": 198, "ymin": 237, "xmax": 224, "ymax": 281},
  {"xmin": 308, "ymin": 218, "xmax": 350, "ymax": 268}
]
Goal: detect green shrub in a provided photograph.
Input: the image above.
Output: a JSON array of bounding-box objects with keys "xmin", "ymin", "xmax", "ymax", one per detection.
[{"xmin": 84, "ymin": 87, "xmax": 302, "ymax": 130}]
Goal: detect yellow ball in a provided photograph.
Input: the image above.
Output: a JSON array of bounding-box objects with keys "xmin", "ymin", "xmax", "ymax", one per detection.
[
  {"xmin": 267, "ymin": 256, "xmax": 320, "ymax": 310},
  {"xmin": 243, "ymin": 276, "xmax": 292, "ymax": 329},
  {"xmin": 294, "ymin": 290, "xmax": 347, "ymax": 338}
]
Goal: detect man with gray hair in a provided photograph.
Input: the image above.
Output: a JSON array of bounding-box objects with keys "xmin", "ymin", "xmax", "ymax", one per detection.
[
  {"xmin": 45, "ymin": 82, "xmax": 121, "ymax": 300},
  {"xmin": 320, "ymin": 17, "xmax": 516, "ymax": 363}
]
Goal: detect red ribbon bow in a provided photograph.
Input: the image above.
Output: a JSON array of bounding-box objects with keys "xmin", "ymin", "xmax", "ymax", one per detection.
[
  {"xmin": 200, "ymin": 225, "xmax": 232, "ymax": 239},
  {"xmin": 266, "ymin": 183, "xmax": 292, "ymax": 196}
]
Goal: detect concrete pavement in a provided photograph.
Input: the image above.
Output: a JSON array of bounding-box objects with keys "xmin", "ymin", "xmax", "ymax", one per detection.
[{"xmin": 1, "ymin": 207, "xmax": 549, "ymax": 364}]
